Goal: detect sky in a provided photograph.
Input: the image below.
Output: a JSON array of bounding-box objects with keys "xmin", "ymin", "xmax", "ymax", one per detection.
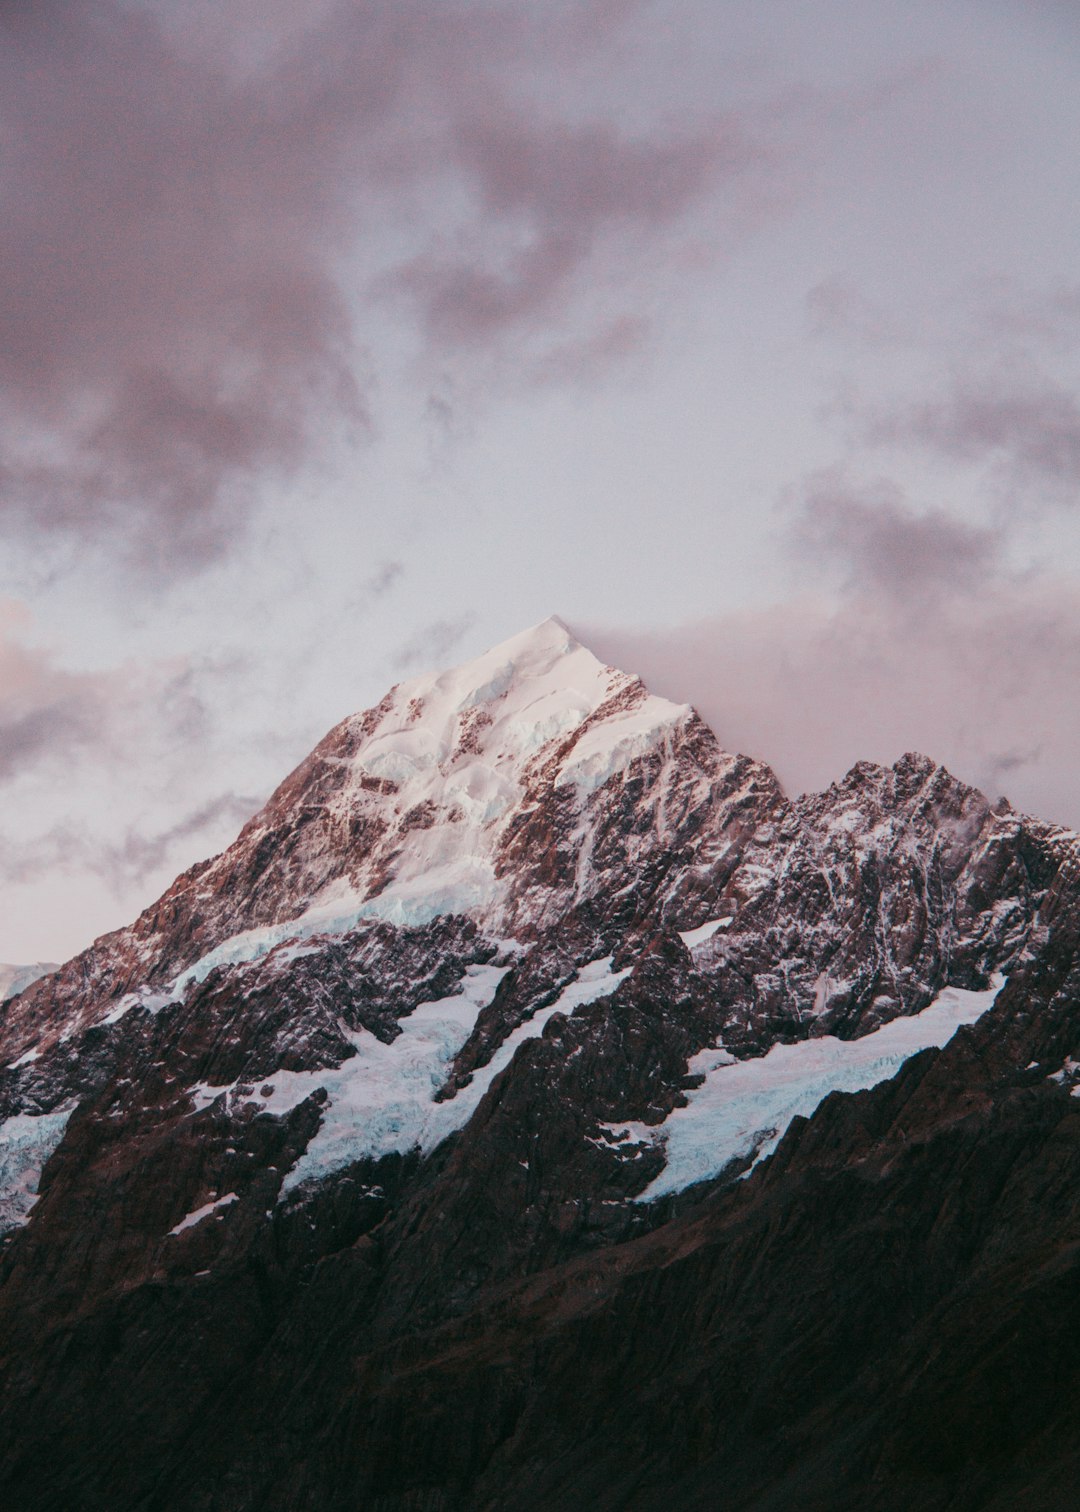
[{"xmin": 3, "ymin": 0, "xmax": 1080, "ymax": 963}]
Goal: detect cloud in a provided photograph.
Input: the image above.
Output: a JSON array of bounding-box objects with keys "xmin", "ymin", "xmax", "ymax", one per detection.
[
  {"xmin": 392, "ymin": 101, "xmax": 747, "ymax": 346},
  {"xmin": 391, "ymin": 613, "xmax": 479, "ymax": 672},
  {"xmin": 0, "ymin": 0, "xmax": 765, "ymax": 576},
  {"xmin": 792, "ymin": 470, "xmax": 1002, "ymax": 599},
  {"xmin": 0, "ymin": 598, "xmax": 220, "ymax": 785},
  {"xmin": 0, "ymin": 1, "xmax": 368, "ymax": 571},
  {"xmin": 0, "ymin": 601, "xmax": 129, "ymax": 780},
  {"xmin": 809, "ymin": 278, "xmax": 1080, "ymax": 511},
  {"xmin": 363, "ymin": 560, "xmax": 405, "ymax": 598},
  {"xmin": 867, "ymin": 374, "xmax": 1080, "ymax": 506},
  {"xmin": 338, "ymin": 559, "xmax": 405, "ymax": 618},
  {"xmin": 0, "ymin": 792, "xmax": 261, "ymax": 891},
  {"xmin": 584, "ymin": 476, "xmax": 1080, "ymax": 829},
  {"xmin": 527, "ymin": 314, "xmax": 651, "ymax": 387}
]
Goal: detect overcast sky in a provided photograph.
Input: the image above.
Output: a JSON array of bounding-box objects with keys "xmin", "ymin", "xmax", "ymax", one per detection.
[{"xmin": 3, "ymin": 0, "xmax": 1080, "ymax": 962}]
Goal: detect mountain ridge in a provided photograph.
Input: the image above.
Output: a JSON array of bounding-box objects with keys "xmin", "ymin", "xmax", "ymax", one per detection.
[{"xmin": 1, "ymin": 618, "xmax": 1077, "ymax": 1510}]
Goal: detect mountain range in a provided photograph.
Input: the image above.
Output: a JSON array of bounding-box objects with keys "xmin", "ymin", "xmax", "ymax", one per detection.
[{"xmin": 2, "ymin": 616, "xmax": 1079, "ymax": 1511}]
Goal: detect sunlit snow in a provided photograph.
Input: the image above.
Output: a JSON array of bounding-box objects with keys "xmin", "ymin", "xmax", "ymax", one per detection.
[
  {"xmin": 606, "ymin": 978, "xmax": 1004, "ymax": 1201},
  {"xmin": 169, "ymin": 618, "xmax": 693, "ymax": 997},
  {"xmin": 553, "ymin": 697, "xmax": 691, "ymax": 794}
]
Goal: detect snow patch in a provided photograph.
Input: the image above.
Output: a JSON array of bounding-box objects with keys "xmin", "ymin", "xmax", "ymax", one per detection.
[
  {"xmin": 279, "ymin": 954, "xmax": 631, "ymax": 1192},
  {"xmin": 554, "ymin": 698, "xmax": 691, "ymax": 794},
  {"xmin": 167, "ymin": 1192, "xmax": 239, "ymax": 1236},
  {"xmin": 678, "ymin": 917, "xmax": 732, "ymax": 949},
  {"xmin": 608, "ymin": 978, "xmax": 1004, "ymax": 1201}
]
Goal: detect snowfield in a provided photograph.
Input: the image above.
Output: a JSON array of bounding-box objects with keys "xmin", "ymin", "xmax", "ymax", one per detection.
[
  {"xmin": 183, "ymin": 954, "xmax": 632, "ymax": 1195},
  {"xmin": 604, "ymin": 978, "xmax": 1004, "ymax": 1200}
]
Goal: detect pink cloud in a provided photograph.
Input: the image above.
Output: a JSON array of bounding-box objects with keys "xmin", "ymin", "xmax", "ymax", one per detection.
[
  {"xmin": 0, "ymin": 598, "xmax": 212, "ymax": 782},
  {"xmin": 583, "ymin": 479, "xmax": 1080, "ymax": 830},
  {"xmin": 0, "ymin": 1, "xmax": 762, "ymax": 573},
  {"xmin": 874, "ymin": 376, "xmax": 1080, "ymax": 503},
  {"xmin": 793, "ymin": 469, "xmax": 1002, "ymax": 596}
]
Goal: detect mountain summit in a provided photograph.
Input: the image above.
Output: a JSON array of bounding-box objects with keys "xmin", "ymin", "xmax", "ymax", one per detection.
[{"xmin": 1, "ymin": 622, "xmax": 1078, "ymax": 1510}]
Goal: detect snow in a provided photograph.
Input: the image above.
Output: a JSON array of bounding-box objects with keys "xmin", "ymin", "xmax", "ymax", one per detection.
[
  {"xmin": 279, "ymin": 953, "xmax": 631, "ymax": 1192},
  {"xmin": 177, "ymin": 952, "xmax": 630, "ymax": 1197},
  {"xmin": 167, "ymin": 1192, "xmax": 239, "ymax": 1236},
  {"xmin": 678, "ymin": 917, "xmax": 732, "ymax": 949},
  {"xmin": 605, "ymin": 978, "xmax": 1004, "ymax": 1201},
  {"xmin": 170, "ymin": 864, "xmax": 504, "ymax": 995},
  {"xmin": 553, "ymin": 697, "xmax": 692, "ymax": 794},
  {"xmin": 0, "ymin": 1104, "xmax": 75, "ymax": 1234},
  {"xmin": 292, "ymin": 952, "xmax": 633, "ymax": 1190},
  {"xmin": 0, "ymin": 962, "xmax": 58, "ymax": 1002},
  {"xmin": 167, "ymin": 618, "xmax": 690, "ymax": 999}
]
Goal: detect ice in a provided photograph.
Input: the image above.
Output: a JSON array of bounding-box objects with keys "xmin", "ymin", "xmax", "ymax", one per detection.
[
  {"xmin": 280, "ymin": 953, "xmax": 632, "ymax": 1191},
  {"xmin": 0, "ymin": 1104, "xmax": 75, "ymax": 1234},
  {"xmin": 607, "ymin": 978, "xmax": 1004, "ymax": 1201},
  {"xmin": 356, "ymin": 728, "xmax": 443, "ymax": 784},
  {"xmin": 275, "ymin": 960, "xmax": 514, "ymax": 1191},
  {"xmin": 175, "ymin": 964, "xmax": 510, "ymax": 1180},
  {"xmin": 504, "ymin": 700, "xmax": 587, "ymax": 756},
  {"xmin": 167, "ymin": 1192, "xmax": 239, "ymax": 1236},
  {"xmin": 411, "ymin": 954, "xmax": 634, "ymax": 1150},
  {"xmin": 169, "ymin": 898, "xmax": 374, "ymax": 996}
]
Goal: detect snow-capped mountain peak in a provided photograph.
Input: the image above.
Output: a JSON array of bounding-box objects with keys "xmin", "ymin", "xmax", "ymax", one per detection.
[
  {"xmin": 2, "ymin": 617, "xmax": 1067, "ymax": 1114},
  {"xmin": 0, "ymin": 620, "xmax": 750, "ymax": 1054},
  {"xmin": 2, "ymin": 618, "xmax": 1080, "ymax": 1512},
  {"xmin": 160, "ymin": 618, "xmax": 706, "ymax": 984},
  {"xmin": 343, "ymin": 613, "xmax": 691, "ymax": 801}
]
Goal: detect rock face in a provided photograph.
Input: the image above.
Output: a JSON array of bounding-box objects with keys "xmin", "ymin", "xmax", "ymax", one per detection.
[{"xmin": 0, "ymin": 617, "xmax": 1077, "ymax": 1511}]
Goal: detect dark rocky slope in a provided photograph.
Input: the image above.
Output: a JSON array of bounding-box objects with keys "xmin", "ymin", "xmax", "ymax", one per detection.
[{"xmin": 0, "ymin": 619, "xmax": 1077, "ymax": 1510}]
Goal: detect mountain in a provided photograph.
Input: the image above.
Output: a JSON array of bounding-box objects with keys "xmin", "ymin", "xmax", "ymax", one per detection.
[{"xmin": 1, "ymin": 617, "xmax": 1078, "ymax": 1511}]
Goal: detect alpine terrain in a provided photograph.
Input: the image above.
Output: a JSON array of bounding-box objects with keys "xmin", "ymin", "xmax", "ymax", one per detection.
[{"xmin": 2, "ymin": 616, "xmax": 1080, "ymax": 1511}]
